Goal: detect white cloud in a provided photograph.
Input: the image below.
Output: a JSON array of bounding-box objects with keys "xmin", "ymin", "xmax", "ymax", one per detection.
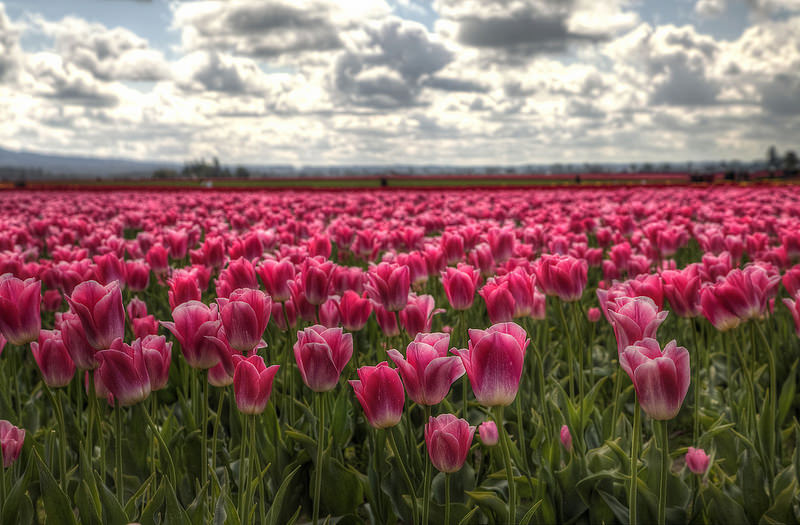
[{"xmin": 0, "ymin": 4, "xmax": 22, "ymax": 82}]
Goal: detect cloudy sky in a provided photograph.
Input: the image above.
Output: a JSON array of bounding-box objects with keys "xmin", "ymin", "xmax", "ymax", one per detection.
[{"xmin": 0, "ymin": 0, "xmax": 798, "ymax": 166}]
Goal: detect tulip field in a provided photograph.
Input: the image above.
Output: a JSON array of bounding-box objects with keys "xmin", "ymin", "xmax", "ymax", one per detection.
[{"xmin": 2, "ymin": 184, "xmax": 800, "ymax": 525}]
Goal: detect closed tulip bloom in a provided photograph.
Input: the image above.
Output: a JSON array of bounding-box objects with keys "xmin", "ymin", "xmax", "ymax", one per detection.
[
  {"xmin": 161, "ymin": 301, "xmax": 223, "ymax": 369},
  {"xmin": 309, "ymin": 234, "xmax": 332, "ymax": 259},
  {"xmin": 442, "ymin": 264, "xmax": 480, "ymax": 310},
  {"xmin": 387, "ymin": 333, "xmax": 464, "ymax": 405},
  {"xmin": 42, "ymin": 289, "xmax": 62, "ymax": 312},
  {"xmin": 534, "ymin": 254, "xmax": 588, "ymax": 302},
  {"xmin": 398, "ymin": 293, "xmax": 443, "ymax": 338},
  {"xmin": 257, "ymin": 258, "xmax": 295, "ymax": 302},
  {"xmin": 479, "ymin": 280, "xmax": 515, "ymax": 324},
  {"xmin": 661, "ymin": 265, "xmax": 702, "ymax": 318},
  {"xmin": 93, "ymin": 253, "xmax": 127, "ymax": 288},
  {"xmin": 136, "ymin": 335, "xmax": 172, "ymax": 391},
  {"xmin": 0, "ymin": 420, "xmax": 25, "ymax": 468},
  {"xmin": 478, "ymin": 421, "xmax": 498, "ymax": 446},
  {"xmin": 126, "ymin": 260, "xmax": 150, "ymax": 292},
  {"xmin": 146, "ymin": 244, "xmax": 169, "ymax": 274},
  {"xmin": 365, "ymin": 262, "xmax": 410, "ymax": 312},
  {"xmin": 506, "ymin": 268, "xmax": 545, "ymax": 319},
  {"xmin": 208, "ymin": 352, "xmax": 243, "ymax": 388},
  {"xmin": 607, "ymin": 296, "xmax": 669, "ymax": 355},
  {"xmin": 167, "ymin": 270, "xmax": 202, "ymax": 310},
  {"xmin": 338, "ymin": 290, "xmax": 372, "ymax": 331},
  {"xmin": 67, "ymin": 280, "xmax": 124, "ymax": 351},
  {"xmin": 294, "ymin": 325, "xmax": 353, "ymax": 392},
  {"xmin": 56, "ymin": 312, "xmax": 98, "ymax": 370},
  {"xmin": 319, "ymin": 297, "xmax": 341, "ymax": 328},
  {"xmin": 349, "ymin": 362, "xmax": 405, "ymax": 428},
  {"xmin": 783, "ymin": 265, "xmax": 800, "ymax": 297},
  {"xmin": 587, "ymin": 307, "xmax": 601, "ymax": 322},
  {"xmin": 375, "ymin": 305, "xmax": 401, "ymax": 337},
  {"xmin": 217, "ymin": 288, "xmax": 271, "ymax": 353},
  {"xmin": 300, "ymin": 259, "xmax": 333, "ymax": 306},
  {"xmin": 685, "ymin": 447, "xmax": 710, "ymax": 475},
  {"xmin": 216, "ymin": 257, "xmax": 259, "ymax": 299},
  {"xmin": 454, "ymin": 322, "xmax": 529, "ymax": 406},
  {"xmin": 132, "ymin": 315, "xmax": 159, "ymax": 339},
  {"xmin": 620, "ymin": 338, "xmax": 690, "ymax": 420},
  {"xmin": 0, "ymin": 273, "xmax": 41, "ymax": 346},
  {"xmin": 127, "ymin": 297, "xmax": 148, "ymax": 321},
  {"xmin": 783, "ymin": 294, "xmax": 800, "ymax": 338},
  {"xmin": 30, "ymin": 330, "xmax": 75, "ymax": 388},
  {"xmin": 440, "ymin": 232, "xmax": 465, "ymax": 264},
  {"xmin": 233, "ymin": 355, "xmax": 280, "ymax": 415},
  {"xmin": 425, "ymin": 414, "xmax": 475, "ymax": 473},
  {"xmin": 488, "ymin": 227, "xmax": 515, "ymax": 263},
  {"xmin": 560, "ymin": 425, "xmax": 573, "ymax": 453},
  {"xmin": 96, "ymin": 339, "xmax": 151, "ymax": 406}
]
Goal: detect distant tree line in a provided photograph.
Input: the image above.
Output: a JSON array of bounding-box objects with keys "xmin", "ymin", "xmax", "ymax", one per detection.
[{"xmin": 153, "ymin": 157, "xmax": 250, "ymax": 180}]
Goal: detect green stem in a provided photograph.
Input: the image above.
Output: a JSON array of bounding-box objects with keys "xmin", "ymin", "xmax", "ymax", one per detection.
[
  {"xmin": 388, "ymin": 427, "xmax": 419, "ymax": 525},
  {"xmin": 571, "ymin": 301, "xmax": 585, "ymax": 452},
  {"xmin": 149, "ymin": 394, "xmax": 157, "ymax": 499},
  {"xmin": 458, "ymin": 310, "xmax": 468, "ymax": 418},
  {"xmin": 610, "ymin": 368, "xmax": 622, "ymax": 441},
  {"xmin": 115, "ymin": 403, "xmax": 124, "ymax": 502},
  {"xmin": 282, "ymin": 304, "xmax": 296, "ymax": 423},
  {"xmin": 87, "ymin": 371, "xmax": 97, "ymax": 460},
  {"xmin": 201, "ymin": 373, "xmax": 209, "ymax": 489},
  {"xmin": 238, "ymin": 415, "xmax": 249, "ymax": 521},
  {"xmin": 656, "ymin": 420, "xmax": 668, "ymax": 525},
  {"xmin": 755, "ymin": 321, "xmax": 777, "ymax": 477},
  {"xmin": 141, "ymin": 404, "xmax": 177, "ymax": 487},
  {"xmin": 629, "ymin": 401, "xmax": 640, "ymax": 525},
  {"xmin": 313, "ymin": 393, "xmax": 326, "ymax": 525},
  {"xmin": 247, "ymin": 414, "xmax": 258, "ymax": 521},
  {"xmin": 732, "ymin": 333, "xmax": 756, "ymax": 436},
  {"xmin": 493, "ymin": 406, "xmax": 516, "ymax": 524},
  {"xmin": 690, "ymin": 317, "xmax": 701, "ymax": 444},
  {"xmin": 211, "ymin": 389, "xmax": 226, "ymax": 484},
  {"xmin": 44, "ymin": 386, "xmax": 68, "ymax": 490},
  {"xmin": 557, "ymin": 302, "xmax": 575, "ymax": 398},
  {"xmin": 423, "ymin": 405, "xmax": 433, "ymax": 525},
  {"xmin": 444, "ymin": 473, "xmax": 451, "ymax": 525}
]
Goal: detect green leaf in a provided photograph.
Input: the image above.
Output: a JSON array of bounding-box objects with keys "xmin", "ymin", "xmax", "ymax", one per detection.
[
  {"xmin": 75, "ymin": 482, "xmax": 102, "ymax": 525},
  {"xmin": 125, "ymin": 473, "xmax": 155, "ymax": 517},
  {"xmin": 1, "ymin": 452, "xmax": 34, "ymax": 525},
  {"xmin": 597, "ymin": 489, "xmax": 629, "ymax": 525},
  {"xmin": 164, "ymin": 478, "xmax": 191, "ymax": 525},
  {"xmin": 519, "ymin": 499, "xmax": 543, "ymax": 525},
  {"xmin": 777, "ymin": 360, "xmax": 797, "ymax": 426},
  {"xmin": 706, "ymin": 483, "xmax": 749, "ymax": 525},
  {"xmin": 464, "ymin": 490, "xmax": 508, "ymax": 524},
  {"xmin": 267, "ymin": 465, "xmax": 302, "ymax": 525},
  {"xmin": 139, "ymin": 480, "xmax": 167, "ymax": 525},
  {"xmin": 34, "ymin": 448, "xmax": 78, "ymax": 525},
  {"xmin": 97, "ymin": 479, "xmax": 129, "ymax": 525},
  {"xmin": 320, "ymin": 457, "xmax": 364, "ymax": 516},
  {"xmin": 457, "ymin": 506, "xmax": 479, "ymax": 525},
  {"xmin": 759, "ymin": 480, "xmax": 797, "ymax": 525}
]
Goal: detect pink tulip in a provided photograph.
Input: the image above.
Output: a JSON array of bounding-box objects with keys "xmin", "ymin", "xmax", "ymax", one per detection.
[
  {"xmin": 338, "ymin": 291, "xmax": 372, "ymax": 331},
  {"xmin": 587, "ymin": 307, "xmax": 601, "ymax": 322},
  {"xmin": 620, "ymin": 338, "xmax": 690, "ymax": 420},
  {"xmin": 488, "ymin": 227, "xmax": 515, "ymax": 263},
  {"xmin": 783, "ymin": 294, "xmax": 800, "ymax": 338},
  {"xmin": 425, "ymin": 414, "xmax": 475, "ymax": 473},
  {"xmin": 0, "ymin": 273, "xmax": 41, "ymax": 345},
  {"xmin": 506, "ymin": 268, "xmax": 546, "ymax": 319},
  {"xmin": 0, "ymin": 420, "xmax": 25, "ymax": 468},
  {"xmin": 349, "ymin": 362, "xmax": 405, "ymax": 428},
  {"xmin": 442, "ymin": 264, "xmax": 480, "ymax": 310},
  {"xmin": 534, "ymin": 254, "xmax": 588, "ymax": 302},
  {"xmin": 300, "ymin": 258, "xmax": 333, "ymax": 306},
  {"xmin": 56, "ymin": 312, "xmax": 98, "ymax": 370},
  {"xmin": 42, "ymin": 289, "xmax": 62, "ymax": 312},
  {"xmin": 701, "ymin": 266, "xmax": 780, "ymax": 331},
  {"xmin": 365, "ymin": 262, "xmax": 410, "ymax": 312},
  {"xmin": 479, "ymin": 280, "xmax": 515, "ymax": 324},
  {"xmin": 607, "ymin": 296, "xmax": 669, "ymax": 355},
  {"xmin": 217, "ymin": 288, "xmax": 271, "ymax": 353},
  {"xmin": 137, "ymin": 335, "xmax": 172, "ymax": 391},
  {"xmin": 478, "ymin": 421, "xmax": 498, "ymax": 446},
  {"xmin": 126, "ymin": 260, "xmax": 150, "ymax": 292},
  {"xmin": 454, "ymin": 322, "xmax": 529, "ymax": 406},
  {"xmin": 216, "ymin": 257, "xmax": 259, "ymax": 299},
  {"xmin": 161, "ymin": 301, "xmax": 223, "ymax": 369},
  {"xmin": 375, "ymin": 305, "xmax": 401, "ymax": 337},
  {"xmin": 440, "ymin": 232, "xmax": 465, "ymax": 264},
  {"xmin": 132, "ymin": 315, "xmax": 159, "ymax": 339},
  {"xmin": 685, "ymin": 447, "xmax": 710, "ymax": 474},
  {"xmin": 30, "ymin": 330, "xmax": 75, "ymax": 388},
  {"xmin": 560, "ymin": 425, "xmax": 573, "ymax": 453},
  {"xmin": 127, "ymin": 297, "xmax": 148, "ymax": 321},
  {"xmin": 67, "ymin": 280, "xmax": 124, "ymax": 351},
  {"xmin": 96, "ymin": 338, "xmax": 152, "ymax": 406},
  {"xmin": 398, "ymin": 294, "xmax": 443, "ymax": 338},
  {"xmin": 294, "ymin": 325, "xmax": 353, "ymax": 392},
  {"xmin": 233, "ymin": 355, "xmax": 280, "ymax": 415},
  {"xmin": 783, "ymin": 265, "xmax": 800, "ymax": 296},
  {"xmin": 257, "ymin": 258, "xmax": 295, "ymax": 302},
  {"xmin": 167, "ymin": 270, "xmax": 202, "ymax": 310},
  {"xmin": 93, "ymin": 253, "xmax": 127, "ymax": 288},
  {"xmin": 208, "ymin": 350, "xmax": 243, "ymax": 388},
  {"xmin": 146, "ymin": 244, "xmax": 169, "ymax": 274},
  {"xmin": 661, "ymin": 265, "xmax": 702, "ymax": 318},
  {"xmin": 387, "ymin": 333, "xmax": 464, "ymax": 405}
]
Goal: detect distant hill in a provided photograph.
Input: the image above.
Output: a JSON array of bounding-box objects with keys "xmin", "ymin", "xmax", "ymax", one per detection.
[{"xmin": 0, "ymin": 146, "xmax": 179, "ymax": 178}]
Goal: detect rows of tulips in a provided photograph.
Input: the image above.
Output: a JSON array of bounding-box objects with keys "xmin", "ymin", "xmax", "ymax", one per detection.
[{"xmin": 1, "ymin": 186, "xmax": 800, "ymax": 524}]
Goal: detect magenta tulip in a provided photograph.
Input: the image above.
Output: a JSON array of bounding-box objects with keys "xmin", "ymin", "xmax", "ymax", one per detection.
[
  {"xmin": 425, "ymin": 414, "xmax": 475, "ymax": 473},
  {"xmin": 783, "ymin": 294, "xmax": 800, "ymax": 338},
  {"xmin": 338, "ymin": 290, "xmax": 372, "ymax": 331},
  {"xmin": 349, "ymin": 362, "xmax": 405, "ymax": 429},
  {"xmin": 137, "ymin": 335, "xmax": 172, "ymax": 391},
  {"xmin": 30, "ymin": 330, "xmax": 75, "ymax": 388},
  {"xmin": 620, "ymin": 338, "xmax": 690, "ymax": 420},
  {"xmin": 256, "ymin": 258, "xmax": 295, "ymax": 302},
  {"xmin": 132, "ymin": 315, "xmax": 159, "ymax": 339},
  {"xmin": 479, "ymin": 280, "xmax": 515, "ymax": 324},
  {"xmin": 387, "ymin": 333, "xmax": 464, "ymax": 406},
  {"xmin": 161, "ymin": 300, "xmax": 223, "ymax": 369},
  {"xmin": 661, "ymin": 265, "xmax": 702, "ymax": 318},
  {"xmin": 0, "ymin": 273, "xmax": 41, "ymax": 346},
  {"xmin": 56, "ymin": 311, "xmax": 98, "ymax": 370},
  {"xmin": 398, "ymin": 294, "xmax": 443, "ymax": 338},
  {"xmin": 294, "ymin": 325, "xmax": 353, "ymax": 392},
  {"xmin": 167, "ymin": 270, "xmax": 201, "ymax": 310},
  {"xmin": 67, "ymin": 280, "xmax": 124, "ymax": 351},
  {"xmin": 217, "ymin": 288, "xmax": 271, "ymax": 353},
  {"xmin": 365, "ymin": 262, "xmax": 410, "ymax": 312},
  {"xmin": 442, "ymin": 265, "xmax": 480, "ymax": 310},
  {"xmin": 233, "ymin": 355, "xmax": 280, "ymax": 415},
  {"xmin": 560, "ymin": 425, "xmax": 573, "ymax": 453},
  {"xmin": 607, "ymin": 296, "xmax": 669, "ymax": 355},
  {"xmin": 96, "ymin": 339, "xmax": 152, "ymax": 406},
  {"xmin": 454, "ymin": 322, "xmax": 529, "ymax": 407},
  {"xmin": 534, "ymin": 254, "xmax": 588, "ymax": 302}
]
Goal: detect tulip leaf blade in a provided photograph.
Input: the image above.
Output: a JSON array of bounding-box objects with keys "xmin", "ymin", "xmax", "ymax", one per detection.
[{"xmin": 33, "ymin": 448, "xmax": 78, "ymax": 525}]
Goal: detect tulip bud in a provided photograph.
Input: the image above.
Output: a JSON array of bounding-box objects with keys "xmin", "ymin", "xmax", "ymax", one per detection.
[
  {"xmin": 442, "ymin": 264, "xmax": 480, "ymax": 310},
  {"xmin": 96, "ymin": 339, "xmax": 152, "ymax": 406},
  {"xmin": 365, "ymin": 262, "xmax": 410, "ymax": 312},
  {"xmin": 387, "ymin": 333, "xmax": 464, "ymax": 406},
  {"xmin": 233, "ymin": 355, "xmax": 280, "ymax": 415},
  {"xmin": 30, "ymin": 330, "xmax": 75, "ymax": 388},
  {"xmin": 685, "ymin": 447, "xmax": 710, "ymax": 475},
  {"xmin": 338, "ymin": 291, "xmax": 372, "ymax": 331},
  {"xmin": 161, "ymin": 301, "xmax": 223, "ymax": 369},
  {"xmin": 217, "ymin": 288, "xmax": 271, "ymax": 353},
  {"xmin": 478, "ymin": 421, "xmax": 498, "ymax": 446},
  {"xmin": 132, "ymin": 315, "xmax": 160, "ymax": 339},
  {"xmin": 137, "ymin": 335, "xmax": 172, "ymax": 391},
  {"xmin": 620, "ymin": 338, "xmax": 690, "ymax": 420},
  {"xmin": 0, "ymin": 273, "xmax": 41, "ymax": 346},
  {"xmin": 0, "ymin": 420, "xmax": 25, "ymax": 468},
  {"xmin": 560, "ymin": 425, "xmax": 573, "ymax": 453},
  {"xmin": 67, "ymin": 280, "xmax": 125, "ymax": 351},
  {"xmin": 587, "ymin": 307, "xmax": 601, "ymax": 323},
  {"xmin": 294, "ymin": 325, "xmax": 352, "ymax": 392}
]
